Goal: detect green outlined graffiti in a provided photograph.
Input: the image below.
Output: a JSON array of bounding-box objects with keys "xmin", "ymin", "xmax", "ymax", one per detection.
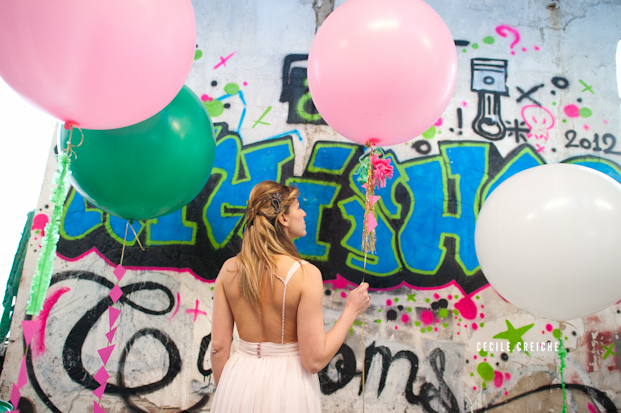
[
  {"xmin": 296, "ymin": 78, "xmax": 323, "ymax": 122},
  {"xmin": 203, "ymin": 132, "xmax": 295, "ymax": 249},
  {"xmin": 57, "ymin": 132, "xmax": 621, "ymax": 292},
  {"xmin": 146, "ymin": 206, "xmax": 197, "ymax": 246},
  {"xmin": 286, "ymin": 177, "xmax": 341, "ymax": 262}
]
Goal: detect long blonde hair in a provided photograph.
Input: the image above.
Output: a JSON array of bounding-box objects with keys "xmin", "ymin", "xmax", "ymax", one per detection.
[{"xmin": 237, "ymin": 181, "xmax": 301, "ymax": 311}]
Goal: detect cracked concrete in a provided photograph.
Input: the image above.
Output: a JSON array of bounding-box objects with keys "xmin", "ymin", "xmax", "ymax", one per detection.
[{"xmin": 312, "ymin": 0, "xmax": 335, "ymax": 33}]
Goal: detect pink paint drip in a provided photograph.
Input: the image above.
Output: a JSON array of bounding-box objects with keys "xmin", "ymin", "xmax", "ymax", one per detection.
[
  {"xmin": 504, "ymin": 372, "xmax": 511, "ymax": 381},
  {"xmin": 167, "ymin": 292, "xmax": 181, "ymax": 321},
  {"xmin": 496, "ymin": 25, "xmax": 521, "ymax": 54},
  {"xmin": 33, "ymin": 287, "xmax": 71, "ymax": 357},
  {"xmin": 546, "ymin": 323, "xmax": 553, "ymax": 332},
  {"xmin": 340, "ymin": 292, "xmax": 347, "ymax": 298},
  {"xmin": 401, "ymin": 314, "xmax": 410, "ymax": 323},
  {"xmin": 434, "ymin": 118, "xmax": 443, "ymax": 127},
  {"xmin": 421, "ymin": 310, "xmax": 434, "ymax": 325},
  {"xmin": 494, "ymin": 370, "xmax": 504, "ymax": 388},
  {"xmin": 186, "ymin": 300, "xmax": 207, "ymax": 322},
  {"xmin": 454, "ymin": 295, "xmax": 477, "ymax": 320},
  {"xmin": 588, "ymin": 402, "xmax": 600, "ymax": 413},
  {"xmin": 434, "ymin": 293, "xmax": 440, "ymax": 299},
  {"xmin": 564, "ymin": 104, "xmax": 580, "ymax": 118},
  {"xmin": 584, "ymin": 124, "xmax": 590, "ymax": 131},
  {"xmin": 32, "ymin": 214, "xmax": 49, "ymax": 236},
  {"xmin": 472, "ymin": 323, "xmax": 478, "ymax": 330},
  {"xmin": 386, "ymin": 299, "xmax": 393, "ymax": 306},
  {"xmin": 327, "ymin": 274, "xmax": 352, "ymax": 290}
]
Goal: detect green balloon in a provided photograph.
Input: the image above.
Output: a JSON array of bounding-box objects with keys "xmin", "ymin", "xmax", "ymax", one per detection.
[{"xmin": 60, "ymin": 86, "xmax": 216, "ymax": 220}]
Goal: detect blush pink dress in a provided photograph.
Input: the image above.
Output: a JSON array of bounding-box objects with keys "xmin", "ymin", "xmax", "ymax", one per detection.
[{"xmin": 210, "ymin": 261, "xmax": 322, "ymax": 412}]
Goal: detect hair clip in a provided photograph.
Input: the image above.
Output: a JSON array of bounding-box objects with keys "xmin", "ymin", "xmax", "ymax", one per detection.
[{"xmin": 271, "ymin": 192, "xmax": 282, "ymax": 214}]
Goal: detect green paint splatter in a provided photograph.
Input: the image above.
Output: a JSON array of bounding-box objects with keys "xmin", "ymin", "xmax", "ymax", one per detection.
[
  {"xmin": 454, "ymin": 295, "xmax": 459, "ymax": 299},
  {"xmin": 438, "ymin": 130, "xmax": 442, "ymax": 134},
  {"xmin": 425, "ymin": 298, "xmax": 430, "ymax": 303},
  {"xmin": 472, "ymin": 43, "xmax": 479, "ymax": 49},
  {"xmin": 407, "ymin": 307, "xmax": 412, "ymax": 312},
  {"xmin": 421, "ymin": 328, "xmax": 426, "ymax": 333},
  {"xmin": 439, "ymin": 308, "xmax": 448, "ymax": 318},
  {"xmin": 459, "ymin": 318, "xmax": 462, "ymax": 322},
  {"xmin": 442, "ymin": 323, "xmax": 448, "ymax": 328},
  {"xmin": 553, "ymin": 328, "xmax": 561, "ymax": 339},
  {"xmin": 476, "ymin": 295, "xmax": 479, "ymax": 300},
  {"xmin": 482, "ymin": 381, "xmax": 487, "ymax": 389},
  {"xmin": 415, "ymin": 321, "xmax": 421, "ymax": 327},
  {"xmin": 483, "ymin": 36, "xmax": 495, "ymax": 44},
  {"xmin": 224, "ymin": 83, "xmax": 240, "ymax": 95},
  {"xmin": 479, "ymin": 349, "xmax": 488, "ymax": 357},
  {"xmin": 394, "ymin": 297, "xmax": 399, "ymax": 303},
  {"xmin": 477, "ymin": 362, "xmax": 495, "ymax": 381},
  {"xmin": 562, "ymin": 119, "xmax": 567, "ymax": 123},
  {"xmin": 470, "ymin": 372, "xmax": 474, "ymax": 377},
  {"xmin": 580, "ymin": 107, "xmax": 592, "ymax": 118},
  {"xmin": 194, "ymin": 50, "xmax": 203, "ymax": 60},
  {"xmin": 490, "ymin": 353, "xmax": 494, "ymax": 357},
  {"xmin": 375, "ymin": 319, "xmax": 381, "ymax": 323},
  {"xmin": 422, "ymin": 126, "xmax": 436, "ymax": 139},
  {"xmin": 480, "ymin": 323, "xmax": 484, "ymax": 327},
  {"xmin": 552, "ymin": 102, "xmax": 557, "ymax": 105},
  {"xmin": 462, "ymin": 49, "xmax": 467, "ymax": 53},
  {"xmin": 378, "ymin": 308, "xmax": 382, "ymax": 313},
  {"xmin": 35, "ymin": 230, "xmax": 40, "ymax": 234},
  {"xmin": 210, "ymin": 286, "xmax": 214, "ymax": 291},
  {"xmin": 427, "ymin": 326, "xmax": 432, "ymax": 331},
  {"xmin": 453, "ymin": 309, "xmax": 459, "ymax": 316},
  {"xmin": 204, "ymin": 100, "xmax": 224, "ymax": 117}
]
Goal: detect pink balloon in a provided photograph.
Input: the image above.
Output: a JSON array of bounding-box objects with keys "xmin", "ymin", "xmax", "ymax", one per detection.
[
  {"xmin": 0, "ymin": 0, "xmax": 196, "ymax": 130},
  {"xmin": 308, "ymin": 0, "xmax": 457, "ymax": 146}
]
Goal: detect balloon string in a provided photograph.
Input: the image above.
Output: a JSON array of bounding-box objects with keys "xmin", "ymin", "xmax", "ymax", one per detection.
[
  {"xmin": 120, "ymin": 221, "xmax": 129, "ymax": 266},
  {"xmin": 128, "ymin": 220, "xmax": 145, "ymax": 251},
  {"xmin": 361, "ymin": 252, "xmax": 366, "ymax": 413},
  {"xmin": 360, "ymin": 141, "xmax": 376, "ymax": 413},
  {"xmin": 558, "ymin": 324, "xmax": 567, "ymax": 413},
  {"xmin": 63, "ymin": 122, "xmax": 84, "ymax": 160}
]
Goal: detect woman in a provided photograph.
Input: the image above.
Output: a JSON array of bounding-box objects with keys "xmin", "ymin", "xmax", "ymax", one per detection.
[{"xmin": 210, "ymin": 180, "xmax": 370, "ymax": 412}]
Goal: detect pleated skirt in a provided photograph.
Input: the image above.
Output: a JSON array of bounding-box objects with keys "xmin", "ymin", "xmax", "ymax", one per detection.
[{"xmin": 210, "ymin": 339, "xmax": 322, "ymax": 412}]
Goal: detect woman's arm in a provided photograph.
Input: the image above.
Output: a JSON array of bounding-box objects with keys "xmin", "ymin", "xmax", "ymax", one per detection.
[
  {"xmin": 297, "ymin": 264, "xmax": 369, "ymax": 374},
  {"xmin": 210, "ymin": 259, "xmax": 235, "ymax": 385}
]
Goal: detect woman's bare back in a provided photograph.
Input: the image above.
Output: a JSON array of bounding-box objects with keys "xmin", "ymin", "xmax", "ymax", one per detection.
[{"xmin": 221, "ymin": 255, "xmax": 307, "ymax": 344}]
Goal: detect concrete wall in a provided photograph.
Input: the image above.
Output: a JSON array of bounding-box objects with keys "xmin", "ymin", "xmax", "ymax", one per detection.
[{"xmin": 2, "ymin": 0, "xmax": 621, "ymax": 411}]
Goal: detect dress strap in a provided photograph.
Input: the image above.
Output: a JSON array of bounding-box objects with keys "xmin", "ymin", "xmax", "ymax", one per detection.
[{"xmin": 273, "ymin": 260, "xmax": 307, "ymax": 344}]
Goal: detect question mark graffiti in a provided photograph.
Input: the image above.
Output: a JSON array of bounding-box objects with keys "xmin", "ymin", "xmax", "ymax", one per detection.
[{"xmin": 496, "ymin": 25, "xmax": 520, "ymax": 55}]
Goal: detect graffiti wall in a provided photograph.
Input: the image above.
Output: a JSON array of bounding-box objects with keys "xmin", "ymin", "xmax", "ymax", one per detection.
[{"xmin": 2, "ymin": 0, "xmax": 621, "ymax": 411}]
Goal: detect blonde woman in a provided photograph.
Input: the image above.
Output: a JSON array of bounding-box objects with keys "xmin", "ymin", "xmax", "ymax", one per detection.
[{"xmin": 210, "ymin": 180, "xmax": 370, "ymax": 412}]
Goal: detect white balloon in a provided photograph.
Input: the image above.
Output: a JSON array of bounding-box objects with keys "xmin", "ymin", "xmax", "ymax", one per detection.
[{"xmin": 475, "ymin": 163, "xmax": 621, "ymax": 321}]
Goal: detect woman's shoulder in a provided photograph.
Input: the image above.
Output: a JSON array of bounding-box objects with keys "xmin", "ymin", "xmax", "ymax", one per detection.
[{"xmin": 217, "ymin": 257, "xmax": 239, "ymax": 282}]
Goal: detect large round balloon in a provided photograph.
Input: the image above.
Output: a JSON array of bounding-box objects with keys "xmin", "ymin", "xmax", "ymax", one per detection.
[
  {"xmin": 475, "ymin": 164, "xmax": 621, "ymax": 321},
  {"xmin": 0, "ymin": 0, "xmax": 195, "ymax": 130},
  {"xmin": 59, "ymin": 86, "xmax": 216, "ymax": 221},
  {"xmin": 307, "ymin": 0, "xmax": 457, "ymax": 146}
]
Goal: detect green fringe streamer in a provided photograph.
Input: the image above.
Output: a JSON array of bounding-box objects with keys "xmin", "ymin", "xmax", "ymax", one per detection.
[
  {"xmin": 558, "ymin": 335, "xmax": 567, "ymax": 413},
  {"xmin": 354, "ymin": 156, "xmax": 370, "ymax": 187},
  {"xmin": 25, "ymin": 152, "xmax": 71, "ymax": 316}
]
